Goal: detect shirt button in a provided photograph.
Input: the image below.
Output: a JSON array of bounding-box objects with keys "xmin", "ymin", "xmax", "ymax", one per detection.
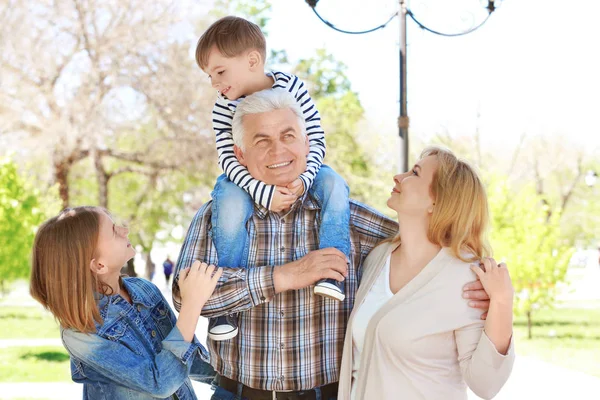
[
  {"xmin": 137, "ymin": 305, "xmax": 142, "ymax": 312},
  {"xmin": 281, "ymin": 218, "xmax": 285, "ymax": 223},
  {"xmin": 280, "ymin": 246, "xmax": 285, "ymax": 253},
  {"xmin": 280, "ymin": 375, "xmax": 285, "ymax": 381},
  {"xmin": 135, "ymin": 318, "xmax": 140, "ymax": 324},
  {"xmin": 260, "ymin": 296, "xmax": 266, "ymax": 301},
  {"xmin": 151, "ymin": 330, "xmax": 157, "ymax": 337},
  {"xmin": 280, "ymin": 311, "xmax": 284, "ymax": 317},
  {"xmin": 280, "ymin": 343, "xmax": 284, "ymax": 349}
]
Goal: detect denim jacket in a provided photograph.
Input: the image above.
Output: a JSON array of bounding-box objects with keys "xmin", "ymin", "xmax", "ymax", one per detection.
[{"xmin": 61, "ymin": 277, "xmax": 216, "ymax": 400}]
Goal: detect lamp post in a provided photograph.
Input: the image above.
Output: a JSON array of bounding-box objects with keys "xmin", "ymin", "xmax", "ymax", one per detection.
[{"xmin": 306, "ymin": 0, "xmax": 501, "ymax": 172}]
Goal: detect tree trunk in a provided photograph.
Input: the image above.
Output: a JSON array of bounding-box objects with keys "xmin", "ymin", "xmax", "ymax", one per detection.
[
  {"xmin": 93, "ymin": 151, "xmax": 109, "ymax": 209},
  {"xmin": 54, "ymin": 161, "xmax": 70, "ymax": 209},
  {"xmin": 527, "ymin": 310, "xmax": 533, "ymax": 339},
  {"xmin": 122, "ymin": 258, "xmax": 137, "ymax": 277},
  {"xmin": 145, "ymin": 250, "xmax": 155, "ymax": 282}
]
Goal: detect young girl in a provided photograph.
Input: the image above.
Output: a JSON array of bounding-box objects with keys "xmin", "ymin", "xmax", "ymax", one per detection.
[{"xmin": 30, "ymin": 206, "xmax": 221, "ymax": 400}]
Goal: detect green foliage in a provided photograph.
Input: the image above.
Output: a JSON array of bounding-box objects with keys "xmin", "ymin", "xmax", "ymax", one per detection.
[
  {"xmin": 488, "ymin": 176, "xmax": 573, "ymax": 328},
  {"xmin": 0, "ymin": 306, "xmax": 60, "ymax": 339},
  {"xmin": 513, "ymin": 306, "xmax": 600, "ymax": 377},
  {"xmin": 294, "ymin": 49, "xmax": 352, "ymax": 99},
  {"xmin": 0, "ymin": 159, "xmax": 50, "ymax": 292},
  {"xmin": 210, "ymin": 0, "xmax": 272, "ymax": 30},
  {"xmin": 0, "ymin": 346, "xmax": 71, "ymax": 382},
  {"xmin": 294, "ymin": 49, "xmax": 394, "ymax": 211}
]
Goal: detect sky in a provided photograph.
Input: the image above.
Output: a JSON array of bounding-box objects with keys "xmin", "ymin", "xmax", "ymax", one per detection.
[{"xmin": 255, "ymin": 0, "xmax": 600, "ymax": 163}]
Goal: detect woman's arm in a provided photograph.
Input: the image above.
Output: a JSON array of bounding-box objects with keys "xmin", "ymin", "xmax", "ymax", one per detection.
[{"xmin": 456, "ymin": 258, "xmax": 516, "ymax": 399}]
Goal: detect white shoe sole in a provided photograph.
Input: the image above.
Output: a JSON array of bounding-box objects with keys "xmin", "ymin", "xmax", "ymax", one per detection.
[
  {"xmin": 208, "ymin": 328, "xmax": 239, "ymax": 341},
  {"xmin": 314, "ymin": 285, "xmax": 345, "ymax": 301}
]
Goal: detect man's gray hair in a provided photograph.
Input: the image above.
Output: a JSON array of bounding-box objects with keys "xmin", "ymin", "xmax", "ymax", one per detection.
[{"xmin": 232, "ymin": 89, "xmax": 306, "ymax": 151}]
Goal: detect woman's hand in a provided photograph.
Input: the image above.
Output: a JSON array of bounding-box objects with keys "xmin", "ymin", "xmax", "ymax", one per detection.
[{"xmin": 470, "ymin": 258, "xmax": 514, "ymax": 305}]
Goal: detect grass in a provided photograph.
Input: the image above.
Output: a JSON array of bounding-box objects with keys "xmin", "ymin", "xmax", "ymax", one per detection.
[
  {"xmin": 0, "ymin": 305, "xmax": 599, "ymax": 382},
  {"xmin": 513, "ymin": 307, "xmax": 600, "ymax": 378},
  {"xmin": 0, "ymin": 306, "xmax": 60, "ymax": 339},
  {"xmin": 0, "ymin": 346, "xmax": 71, "ymax": 382}
]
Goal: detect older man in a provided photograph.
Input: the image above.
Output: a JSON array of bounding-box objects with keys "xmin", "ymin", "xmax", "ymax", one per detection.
[{"xmin": 173, "ymin": 89, "xmax": 489, "ymax": 400}]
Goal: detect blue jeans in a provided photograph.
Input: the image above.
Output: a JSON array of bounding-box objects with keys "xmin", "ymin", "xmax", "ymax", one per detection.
[{"xmin": 211, "ymin": 165, "xmax": 351, "ymax": 268}]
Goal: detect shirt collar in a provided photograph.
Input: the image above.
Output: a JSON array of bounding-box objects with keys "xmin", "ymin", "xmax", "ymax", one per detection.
[
  {"xmin": 95, "ymin": 278, "xmax": 155, "ymax": 310},
  {"xmin": 254, "ymin": 192, "xmax": 320, "ymax": 220}
]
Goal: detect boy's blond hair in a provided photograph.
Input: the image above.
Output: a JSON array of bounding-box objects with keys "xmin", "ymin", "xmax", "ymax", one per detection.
[{"xmin": 196, "ymin": 16, "xmax": 267, "ymax": 70}]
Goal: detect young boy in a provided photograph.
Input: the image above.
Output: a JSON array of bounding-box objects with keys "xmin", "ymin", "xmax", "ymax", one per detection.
[{"xmin": 196, "ymin": 16, "xmax": 351, "ymax": 341}]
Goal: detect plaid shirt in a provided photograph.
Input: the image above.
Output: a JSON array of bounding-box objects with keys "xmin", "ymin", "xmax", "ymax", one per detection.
[{"xmin": 172, "ymin": 195, "xmax": 398, "ymax": 391}]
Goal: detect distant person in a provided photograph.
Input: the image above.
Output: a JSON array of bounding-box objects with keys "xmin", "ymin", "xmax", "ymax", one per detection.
[
  {"xmin": 163, "ymin": 256, "xmax": 175, "ymax": 285},
  {"xmin": 30, "ymin": 206, "xmax": 220, "ymax": 399}
]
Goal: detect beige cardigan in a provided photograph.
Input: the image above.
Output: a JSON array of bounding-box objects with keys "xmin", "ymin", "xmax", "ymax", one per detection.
[{"xmin": 338, "ymin": 242, "xmax": 515, "ymax": 400}]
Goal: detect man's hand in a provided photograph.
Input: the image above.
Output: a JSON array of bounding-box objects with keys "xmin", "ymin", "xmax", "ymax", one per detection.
[
  {"xmin": 286, "ymin": 178, "xmax": 305, "ymax": 197},
  {"xmin": 270, "ymin": 187, "xmax": 297, "ymax": 212},
  {"xmin": 274, "ymin": 248, "xmax": 348, "ymax": 293}
]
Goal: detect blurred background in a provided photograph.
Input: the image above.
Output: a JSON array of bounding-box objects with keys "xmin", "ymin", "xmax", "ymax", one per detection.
[{"xmin": 0, "ymin": 0, "xmax": 598, "ymax": 399}]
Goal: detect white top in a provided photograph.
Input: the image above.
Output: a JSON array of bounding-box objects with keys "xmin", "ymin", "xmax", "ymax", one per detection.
[
  {"xmin": 351, "ymin": 255, "xmax": 394, "ymax": 400},
  {"xmin": 211, "ymin": 71, "xmax": 325, "ymax": 210}
]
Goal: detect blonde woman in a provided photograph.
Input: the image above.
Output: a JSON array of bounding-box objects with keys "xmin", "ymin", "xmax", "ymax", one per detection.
[{"xmin": 338, "ymin": 147, "xmax": 515, "ymax": 400}]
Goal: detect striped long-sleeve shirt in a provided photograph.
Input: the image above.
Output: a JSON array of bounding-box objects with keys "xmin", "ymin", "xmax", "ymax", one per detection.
[
  {"xmin": 172, "ymin": 195, "xmax": 398, "ymax": 391},
  {"xmin": 212, "ymin": 71, "xmax": 326, "ymax": 210}
]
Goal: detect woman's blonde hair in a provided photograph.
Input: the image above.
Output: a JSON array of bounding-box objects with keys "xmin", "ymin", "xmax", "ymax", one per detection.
[
  {"xmin": 390, "ymin": 146, "xmax": 491, "ymax": 262},
  {"xmin": 30, "ymin": 206, "xmax": 114, "ymax": 333}
]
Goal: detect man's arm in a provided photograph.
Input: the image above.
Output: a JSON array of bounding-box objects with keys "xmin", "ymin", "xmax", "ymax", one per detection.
[{"xmin": 172, "ymin": 203, "xmax": 348, "ymax": 317}]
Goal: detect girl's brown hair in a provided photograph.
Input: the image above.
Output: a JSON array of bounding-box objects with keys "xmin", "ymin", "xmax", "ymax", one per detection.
[
  {"xmin": 30, "ymin": 206, "xmax": 110, "ymax": 333},
  {"xmin": 195, "ymin": 16, "xmax": 267, "ymax": 70}
]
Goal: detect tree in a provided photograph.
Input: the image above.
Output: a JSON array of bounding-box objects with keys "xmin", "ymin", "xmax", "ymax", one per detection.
[
  {"xmin": 0, "ymin": 159, "xmax": 50, "ymax": 294},
  {"xmin": 294, "ymin": 49, "xmax": 395, "ymax": 212},
  {"xmin": 0, "ymin": 0, "xmax": 216, "ymax": 210},
  {"xmin": 488, "ymin": 176, "xmax": 573, "ymax": 339},
  {"xmin": 1, "ymin": 0, "xmax": 219, "ymax": 277}
]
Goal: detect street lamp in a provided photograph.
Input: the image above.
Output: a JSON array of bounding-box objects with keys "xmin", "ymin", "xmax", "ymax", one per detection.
[
  {"xmin": 306, "ymin": 0, "xmax": 501, "ymax": 172},
  {"xmin": 585, "ymin": 170, "xmax": 597, "ymax": 187}
]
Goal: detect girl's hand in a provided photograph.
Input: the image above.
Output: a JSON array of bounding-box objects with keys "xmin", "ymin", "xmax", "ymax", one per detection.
[
  {"xmin": 286, "ymin": 178, "xmax": 305, "ymax": 197},
  {"xmin": 178, "ymin": 261, "xmax": 222, "ymax": 311},
  {"xmin": 470, "ymin": 258, "xmax": 514, "ymax": 305}
]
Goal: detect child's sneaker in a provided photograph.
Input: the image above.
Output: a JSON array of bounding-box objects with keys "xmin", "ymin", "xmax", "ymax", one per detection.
[
  {"xmin": 208, "ymin": 315, "xmax": 238, "ymax": 341},
  {"xmin": 314, "ymin": 278, "xmax": 345, "ymax": 301}
]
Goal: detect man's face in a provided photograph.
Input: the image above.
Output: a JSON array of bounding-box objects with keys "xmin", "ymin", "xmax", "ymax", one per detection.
[{"xmin": 234, "ymin": 108, "xmax": 309, "ymax": 187}]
